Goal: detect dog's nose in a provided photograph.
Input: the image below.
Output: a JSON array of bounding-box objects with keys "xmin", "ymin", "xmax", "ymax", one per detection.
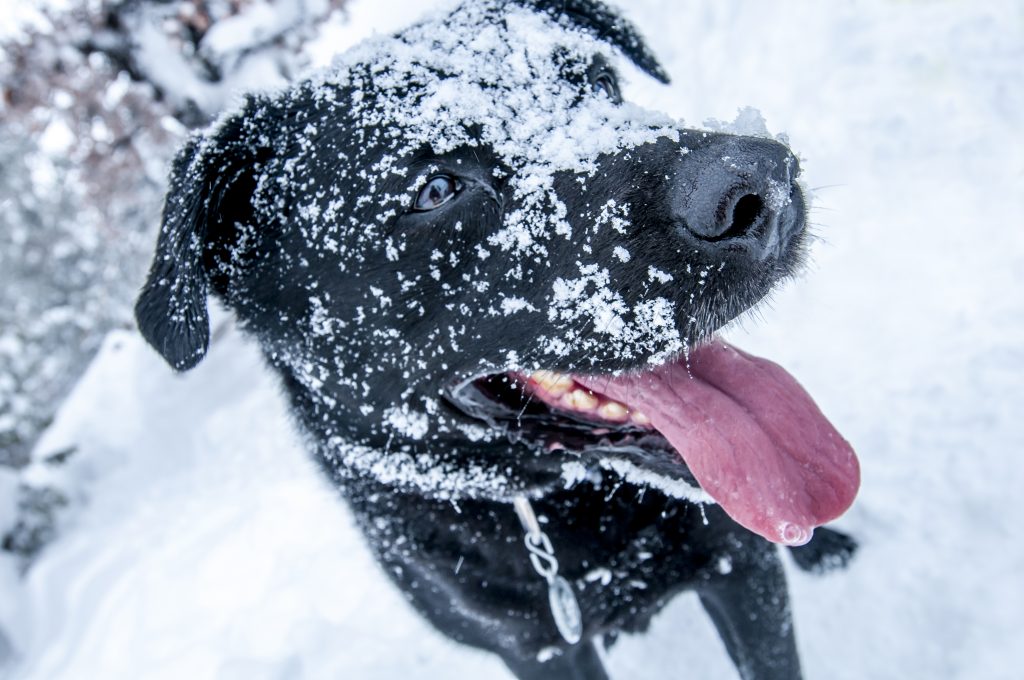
[{"xmin": 672, "ymin": 136, "xmax": 800, "ymax": 245}]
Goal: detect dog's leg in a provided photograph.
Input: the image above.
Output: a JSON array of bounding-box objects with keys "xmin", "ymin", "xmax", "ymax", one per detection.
[
  {"xmin": 501, "ymin": 641, "xmax": 609, "ymax": 680},
  {"xmin": 787, "ymin": 526, "xmax": 858, "ymax": 574},
  {"xmin": 697, "ymin": 545, "xmax": 802, "ymax": 680}
]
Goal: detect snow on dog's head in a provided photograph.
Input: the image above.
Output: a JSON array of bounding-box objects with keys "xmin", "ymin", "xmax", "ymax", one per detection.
[{"xmin": 135, "ymin": 0, "xmax": 859, "ymax": 545}]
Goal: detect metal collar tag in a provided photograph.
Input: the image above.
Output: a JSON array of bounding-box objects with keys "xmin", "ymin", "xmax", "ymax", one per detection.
[{"xmin": 512, "ymin": 495, "xmax": 584, "ymax": 645}]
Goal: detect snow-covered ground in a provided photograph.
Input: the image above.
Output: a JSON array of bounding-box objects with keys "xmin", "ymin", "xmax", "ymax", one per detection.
[{"xmin": 2, "ymin": 0, "xmax": 1023, "ymax": 678}]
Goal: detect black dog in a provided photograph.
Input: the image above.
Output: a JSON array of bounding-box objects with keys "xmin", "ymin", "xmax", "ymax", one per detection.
[{"xmin": 136, "ymin": 1, "xmax": 860, "ymax": 677}]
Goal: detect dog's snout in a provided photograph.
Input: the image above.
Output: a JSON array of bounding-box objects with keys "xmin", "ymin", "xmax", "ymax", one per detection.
[{"xmin": 672, "ymin": 136, "xmax": 801, "ymax": 247}]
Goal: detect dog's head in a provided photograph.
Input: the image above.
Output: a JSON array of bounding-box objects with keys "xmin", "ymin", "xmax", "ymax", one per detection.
[{"xmin": 138, "ymin": 0, "xmax": 856, "ymax": 544}]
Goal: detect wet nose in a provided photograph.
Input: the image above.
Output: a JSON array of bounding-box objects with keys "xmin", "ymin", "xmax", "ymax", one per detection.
[{"xmin": 672, "ymin": 136, "xmax": 800, "ymax": 243}]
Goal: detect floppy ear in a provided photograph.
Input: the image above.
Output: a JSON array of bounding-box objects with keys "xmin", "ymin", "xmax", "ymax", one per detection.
[
  {"xmin": 519, "ymin": 0, "xmax": 670, "ymax": 84},
  {"xmin": 135, "ymin": 112, "xmax": 256, "ymax": 371}
]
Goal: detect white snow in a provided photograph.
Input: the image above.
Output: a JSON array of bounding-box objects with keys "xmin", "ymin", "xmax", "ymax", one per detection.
[
  {"xmin": 3, "ymin": 0, "xmax": 1023, "ymax": 678},
  {"xmin": 546, "ymin": 263, "xmax": 684, "ymax": 364},
  {"xmin": 597, "ymin": 458, "xmax": 713, "ymax": 506}
]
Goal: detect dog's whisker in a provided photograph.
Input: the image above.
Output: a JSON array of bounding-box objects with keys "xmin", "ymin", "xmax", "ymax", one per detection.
[{"xmin": 516, "ymin": 380, "xmax": 537, "ymax": 423}]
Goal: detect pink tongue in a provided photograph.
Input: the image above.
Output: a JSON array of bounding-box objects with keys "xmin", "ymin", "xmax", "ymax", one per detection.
[{"xmin": 577, "ymin": 340, "xmax": 859, "ymax": 545}]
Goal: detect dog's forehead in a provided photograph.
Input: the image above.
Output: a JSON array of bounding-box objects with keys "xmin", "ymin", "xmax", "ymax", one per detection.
[{"xmin": 309, "ymin": 1, "xmax": 677, "ymax": 175}]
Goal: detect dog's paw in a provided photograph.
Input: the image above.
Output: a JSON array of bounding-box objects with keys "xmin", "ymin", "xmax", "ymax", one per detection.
[{"xmin": 787, "ymin": 526, "xmax": 858, "ymax": 574}]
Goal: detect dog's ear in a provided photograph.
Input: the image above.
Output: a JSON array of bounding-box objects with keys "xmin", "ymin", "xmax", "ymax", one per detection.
[
  {"xmin": 518, "ymin": 0, "xmax": 670, "ymax": 84},
  {"xmin": 135, "ymin": 111, "xmax": 259, "ymax": 371}
]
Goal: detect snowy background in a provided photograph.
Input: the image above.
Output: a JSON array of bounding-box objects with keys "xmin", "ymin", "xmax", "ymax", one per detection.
[{"xmin": 1, "ymin": 0, "xmax": 1022, "ymax": 678}]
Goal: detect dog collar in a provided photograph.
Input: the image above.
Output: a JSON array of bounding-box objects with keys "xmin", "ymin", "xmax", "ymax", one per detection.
[{"xmin": 512, "ymin": 495, "xmax": 584, "ymax": 645}]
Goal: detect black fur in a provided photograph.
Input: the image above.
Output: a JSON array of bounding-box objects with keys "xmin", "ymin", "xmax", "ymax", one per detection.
[{"xmin": 137, "ymin": 1, "xmax": 856, "ymax": 677}]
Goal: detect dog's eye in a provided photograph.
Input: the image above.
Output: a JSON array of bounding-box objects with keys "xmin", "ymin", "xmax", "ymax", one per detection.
[
  {"xmin": 414, "ymin": 175, "xmax": 462, "ymax": 211},
  {"xmin": 592, "ymin": 71, "xmax": 622, "ymax": 104}
]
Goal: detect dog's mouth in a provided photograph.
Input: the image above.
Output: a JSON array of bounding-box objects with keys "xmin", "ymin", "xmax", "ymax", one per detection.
[{"xmin": 448, "ymin": 340, "xmax": 860, "ymax": 546}]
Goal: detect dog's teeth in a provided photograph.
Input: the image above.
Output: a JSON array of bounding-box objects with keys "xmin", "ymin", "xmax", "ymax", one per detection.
[
  {"xmin": 563, "ymin": 389, "xmax": 599, "ymax": 411},
  {"xmin": 631, "ymin": 410, "xmax": 651, "ymax": 425},
  {"xmin": 598, "ymin": 401, "xmax": 629, "ymax": 422},
  {"xmin": 531, "ymin": 370, "xmax": 573, "ymax": 396}
]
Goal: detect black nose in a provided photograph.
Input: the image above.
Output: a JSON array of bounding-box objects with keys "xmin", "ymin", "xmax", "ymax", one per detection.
[{"xmin": 672, "ymin": 135, "xmax": 800, "ymax": 244}]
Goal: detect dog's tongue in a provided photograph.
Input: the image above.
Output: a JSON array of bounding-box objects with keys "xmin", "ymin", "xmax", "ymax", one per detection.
[{"xmin": 577, "ymin": 341, "xmax": 859, "ymax": 545}]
